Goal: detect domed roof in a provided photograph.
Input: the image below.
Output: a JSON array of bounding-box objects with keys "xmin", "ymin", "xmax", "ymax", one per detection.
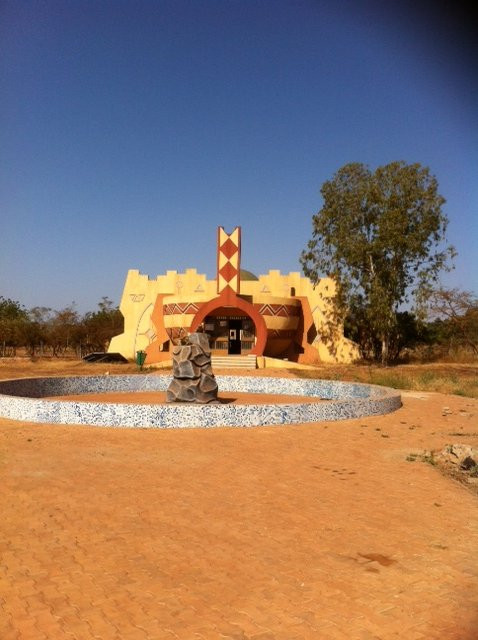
[{"xmin": 240, "ymin": 269, "xmax": 259, "ymax": 281}]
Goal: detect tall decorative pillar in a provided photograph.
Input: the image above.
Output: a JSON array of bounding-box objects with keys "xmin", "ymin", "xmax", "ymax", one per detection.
[{"xmin": 217, "ymin": 226, "xmax": 241, "ymax": 303}]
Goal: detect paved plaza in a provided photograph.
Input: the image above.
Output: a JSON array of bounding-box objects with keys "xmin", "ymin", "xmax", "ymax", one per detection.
[{"xmin": 1, "ymin": 388, "xmax": 478, "ymax": 639}]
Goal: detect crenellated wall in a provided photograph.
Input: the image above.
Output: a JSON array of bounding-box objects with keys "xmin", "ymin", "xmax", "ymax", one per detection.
[
  {"xmin": 109, "ymin": 267, "xmax": 359, "ymax": 364},
  {"xmin": 108, "ymin": 225, "xmax": 358, "ymax": 364},
  {"xmin": 109, "ymin": 268, "xmax": 215, "ymax": 357}
]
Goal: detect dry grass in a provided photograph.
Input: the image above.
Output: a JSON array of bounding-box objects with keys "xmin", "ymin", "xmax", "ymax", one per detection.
[
  {"xmin": 290, "ymin": 362, "xmax": 478, "ymax": 398},
  {"xmin": 0, "ymin": 357, "xmax": 145, "ymax": 380}
]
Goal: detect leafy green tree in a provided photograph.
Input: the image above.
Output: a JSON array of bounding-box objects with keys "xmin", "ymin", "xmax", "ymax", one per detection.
[
  {"xmin": 301, "ymin": 161, "xmax": 455, "ymax": 364},
  {"xmin": 345, "ymin": 308, "xmax": 425, "ymax": 362},
  {"xmin": 49, "ymin": 305, "xmax": 81, "ymax": 356},
  {"xmin": 81, "ymin": 297, "xmax": 123, "ymax": 353},
  {"xmin": 0, "ymin": 297, "xmax": 29, "ymax": 354},
  {"xmin": 25, "ymin": 306, "xmax": 53, "ymax": 356}
]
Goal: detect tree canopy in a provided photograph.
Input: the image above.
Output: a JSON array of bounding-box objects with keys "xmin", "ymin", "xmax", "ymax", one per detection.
[
  {"xmin": 0, "ymin": 297, "xmax": 123, "ymax": 357},
  {"xmin": 300, "ymin": 161, "xmax": 455, "ymax": 364},
  {"xmin": 0, "ymin": 297, "xmax": 29, "ymax": 351},
  {"xmin": 427, "ymin": 287, "xmax": 478, "ymax": 355}
]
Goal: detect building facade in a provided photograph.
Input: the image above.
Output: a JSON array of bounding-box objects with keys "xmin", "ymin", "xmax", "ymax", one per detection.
[{"xmin": 108, "ymin": 227, "xmax": 359, "ymax": 365}]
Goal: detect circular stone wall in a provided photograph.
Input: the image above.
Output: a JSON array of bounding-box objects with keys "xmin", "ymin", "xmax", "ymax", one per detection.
[{"xmin": 0, "ymin": 375, "xmax": 401, "ymax": 429}]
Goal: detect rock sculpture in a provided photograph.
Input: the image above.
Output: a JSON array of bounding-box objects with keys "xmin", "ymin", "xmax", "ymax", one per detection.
[{"xmin": 166, "ymin": 333, "xmax": 219, "ymax": 404}]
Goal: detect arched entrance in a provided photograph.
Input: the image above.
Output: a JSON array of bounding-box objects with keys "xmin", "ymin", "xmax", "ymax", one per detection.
[
  {"xmin": 203, "ymin": 309, "xmax": 254, "ymax": 355},
  {"xmin": 190, "ymin": 292, "xmax": 267, "ymax": 356}
]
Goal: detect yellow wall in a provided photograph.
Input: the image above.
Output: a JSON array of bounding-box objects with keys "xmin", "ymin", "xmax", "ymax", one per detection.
[
  {"xmin": 243, "ymin": 271, "xmax": 359, "ymax": 363},
  {"xmin": 109, "ymin": 268, "xmax": 214, "ymax": 358},
  {"xmin": 109, "ymin": 267, "xmax": 359, "ymax": 363}
]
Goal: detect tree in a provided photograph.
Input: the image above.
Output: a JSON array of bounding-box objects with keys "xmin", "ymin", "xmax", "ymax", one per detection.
[
  {"xmin": 301, "ymin": 161, "xmax": 455, "ymax": 364},
  {"xmin": 0, "ymin": 297, "xmax": 29, "ymax": 355},
  {"xmin": 81, "ymin": 298, "xmax": 123, "ymax": 353},
  {"xmin": 25, "ymin": 306, "xmax": 53, "ymax": 356},
  {"xmin": 49, "ymin": 305, "xmax": 81, "ymax": 356},
  {"xmin": 427, "ymin": 287, "xmax": 478, "ymax": 355},
  {"xmin": 345, "ymin": 308, "xmax": 425, "ymax": 363}
]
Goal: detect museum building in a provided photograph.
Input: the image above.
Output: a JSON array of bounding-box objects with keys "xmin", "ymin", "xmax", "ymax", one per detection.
[{"xmin": 108, "ymin": 227, "xmax": 358, "ymax": 366}]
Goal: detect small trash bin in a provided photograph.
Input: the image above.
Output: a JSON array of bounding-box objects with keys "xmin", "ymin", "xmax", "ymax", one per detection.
[{"xmin": 136, "ymin": 350, "xmax": 146, "ymax": 369}]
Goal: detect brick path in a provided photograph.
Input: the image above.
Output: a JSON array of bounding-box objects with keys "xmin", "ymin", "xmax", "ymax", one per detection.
[{"xmin": 1, "ymin": 391, "xmax": 478, "ymax": 639}]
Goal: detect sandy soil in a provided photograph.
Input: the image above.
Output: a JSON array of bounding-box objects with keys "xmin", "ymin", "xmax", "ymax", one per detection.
[{"xmin": 1, "ymin": 359, "xmax": 478, "ymax": 639}]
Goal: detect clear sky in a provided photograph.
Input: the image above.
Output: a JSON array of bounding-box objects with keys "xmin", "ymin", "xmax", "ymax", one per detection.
[{"xmin": 1, "ymin": 0, "xmax": 477, "ymax": 313}]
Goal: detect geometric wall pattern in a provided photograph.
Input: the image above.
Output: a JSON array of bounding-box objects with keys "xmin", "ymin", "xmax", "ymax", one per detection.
[
  {"xmin": 217, "ymin": 226, "xmax": 241, "ymax": 295},
  {"xmin": 163, "ymin": 302, "xmax": 200, "ymax": 316},
  {"xmin": 257, "ymin": 303, "xmax": 301, "ymax": 317}
]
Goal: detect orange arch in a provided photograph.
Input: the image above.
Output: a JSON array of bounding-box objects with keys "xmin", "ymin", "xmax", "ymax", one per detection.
[{"xmin": 190, "ymin": 291, "xmax": 267, "ymax": 356}]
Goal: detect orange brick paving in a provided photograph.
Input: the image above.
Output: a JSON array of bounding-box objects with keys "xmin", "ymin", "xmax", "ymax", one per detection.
[{"xmin": 1, "ymin": 390, "xmax": 478, "ymax": 639}]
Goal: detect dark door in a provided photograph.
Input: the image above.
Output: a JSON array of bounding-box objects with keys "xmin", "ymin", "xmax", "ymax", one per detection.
[{"xmin": 228, "ymin": 319, "xmax": 242, "ymax": 355}]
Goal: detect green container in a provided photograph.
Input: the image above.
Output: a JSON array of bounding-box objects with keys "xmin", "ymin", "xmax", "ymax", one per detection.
[{"xmin": 136, "ymin": 350, "xmax": 146, "ymax": 369}]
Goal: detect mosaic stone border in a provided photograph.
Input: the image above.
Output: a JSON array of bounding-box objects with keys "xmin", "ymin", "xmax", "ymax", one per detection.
[{"xmin": 0, "ymin": 375, "xmax": 401, "ymax": 429}]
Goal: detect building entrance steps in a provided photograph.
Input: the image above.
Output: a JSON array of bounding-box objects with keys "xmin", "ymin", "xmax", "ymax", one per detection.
[{"xmin": 211, "ymin": 354, "xmax": 257, "ymax": 369}]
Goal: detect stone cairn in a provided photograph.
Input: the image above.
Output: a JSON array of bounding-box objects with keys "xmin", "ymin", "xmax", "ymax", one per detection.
[{"xmin": 166, "ymin": 332, "xmax": 219, "ymax": 404}]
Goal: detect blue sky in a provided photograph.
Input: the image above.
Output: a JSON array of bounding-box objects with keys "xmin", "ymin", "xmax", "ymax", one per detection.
[{"xmin": 1, "ymin": 0, "xmax": 477, "ymax": 312}]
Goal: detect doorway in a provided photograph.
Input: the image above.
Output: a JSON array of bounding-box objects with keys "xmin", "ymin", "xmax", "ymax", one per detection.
[
  {"xmin": 228, "ymin": 319, "xmax": 242, "ymax": 355},
  {"xmin": 204, "ymin": 314, "xmax": 255, "ymax": 355}
]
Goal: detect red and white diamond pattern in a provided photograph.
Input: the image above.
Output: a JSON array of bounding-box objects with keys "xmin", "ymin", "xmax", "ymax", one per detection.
[{"xmin": 217, "ymin": 227, "xmax": 241, "ymax": 294}]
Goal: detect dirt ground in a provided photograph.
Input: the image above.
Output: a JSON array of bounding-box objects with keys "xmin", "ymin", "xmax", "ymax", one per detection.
[{"xmin": 1, "ymin": 359, "xmax": 478, "ymax": 639}]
